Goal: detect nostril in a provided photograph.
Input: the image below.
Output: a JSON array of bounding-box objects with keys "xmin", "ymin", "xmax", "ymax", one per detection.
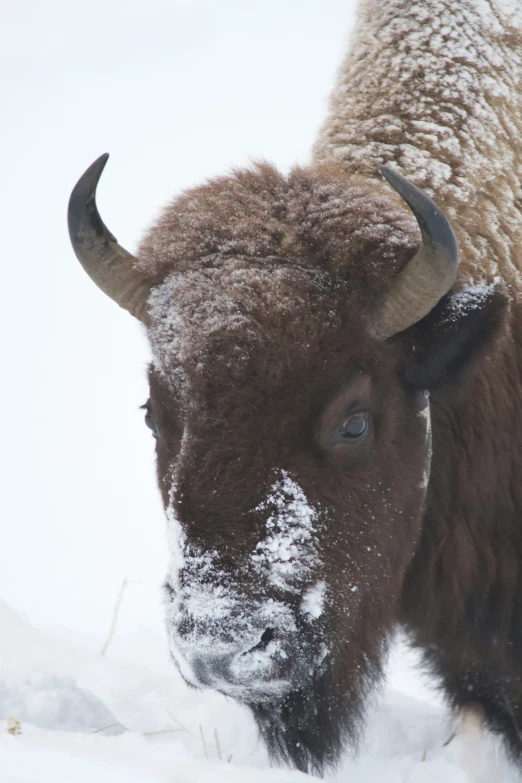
[
  {"xmin": 260, "ymin": 627, "xmax": 275, "ymax": 647},
  {"xmin": 244, "ymin": 627, "xmax": 276, "ymax": 655}
]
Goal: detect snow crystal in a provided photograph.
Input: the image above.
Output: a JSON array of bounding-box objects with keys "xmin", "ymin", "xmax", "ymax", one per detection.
[
  {"xmin": 147, "ymin": 265, "xmax": 249, "ymax": 386},
  {"xmin": 165, "ymin": 484, "xmax": 186, "ymax": 590},
  {"xmin": 300, "ymin": 582, "xmax": 327, "ymax": 620},
  {"xmin": 314, "ymin": 644, "xmax": 330, "ymax": 673},
  {"xmin": 417, "ymin": 398, "xmax": 432, "ymax": 491},
  {"xmin": 443, "ymin": 280, "xmax": 500, "ymax": 323},
  {"xmin": 419, "ymin": 470, "xmax": 429, "ymax": 490},
  {"xmin": 251, "ymin": 471, "xmax": 321, "ymax": 592}
]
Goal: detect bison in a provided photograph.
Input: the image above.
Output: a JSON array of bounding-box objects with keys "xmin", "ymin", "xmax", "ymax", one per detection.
[{"xmin": 67, "ymin": 0, "xmax": 522, "ymax": 775}]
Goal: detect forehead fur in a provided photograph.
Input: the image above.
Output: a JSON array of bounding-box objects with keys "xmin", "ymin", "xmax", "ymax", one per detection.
[
  {"xmin": 137, "ymin": 164, "xmax": 420, "ymax": 390},
  {"xmin": 136, "ymin": 163, "xmax": 419, "ymax": 287}
]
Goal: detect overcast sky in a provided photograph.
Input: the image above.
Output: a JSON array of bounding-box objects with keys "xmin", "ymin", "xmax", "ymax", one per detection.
[{"xmin": 1, "ymin": 0, "xmax": 357, "ymax": 640}]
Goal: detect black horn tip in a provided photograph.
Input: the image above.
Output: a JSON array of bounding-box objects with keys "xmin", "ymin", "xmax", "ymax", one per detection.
[
  {"xmin": 380, "ymin": 165, "xmax": 423, "ymax": 203},
  {"xmin": 380, "ymin": 164, "xmax": 459, "ymax": 266},
  {"xmin": 86, "ymin": 152, "xmax": 110, "ymax": 183},
  {"xmin": 70, "ymin": 153, "xmax": 110, "ymax": 204},
  {"xmin": 68, "ymin": 153, "xmax": 111, "ymax": 244},
  {"xmin": 66, "ymin": 153, "xmax": 147, "ymax": 321},
  {"xmin": 380, "ymin": 164, "xmax": 401, "ymax": 182}
]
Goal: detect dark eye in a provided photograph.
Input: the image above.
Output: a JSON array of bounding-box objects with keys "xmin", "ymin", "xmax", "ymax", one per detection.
[
  {"xmin": 142, "ymin": 405, "xmax": 159, "ymax": 439},
  {"xmin": 339, "ymin": 411, "xmax": 368, "ymax": 440}
]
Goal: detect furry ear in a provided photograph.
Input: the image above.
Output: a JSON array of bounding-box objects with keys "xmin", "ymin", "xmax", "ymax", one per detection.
[{"xmin": 401, "ymin": 281, "xmax": 508, "ymax": 391}]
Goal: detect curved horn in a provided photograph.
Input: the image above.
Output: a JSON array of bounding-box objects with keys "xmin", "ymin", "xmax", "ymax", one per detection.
[
  {"xmin": 68, "ymin": 154, "xmax": 151, "ymax": 323},
  {"xmin": 369, "ymin": 166, "xmax": 460, "ymax": 340}
]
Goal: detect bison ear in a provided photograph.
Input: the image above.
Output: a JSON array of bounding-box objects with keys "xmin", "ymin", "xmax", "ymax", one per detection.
[{"xmin": 402, "ymin": 282, "xmax": 508, "ymax": 391}]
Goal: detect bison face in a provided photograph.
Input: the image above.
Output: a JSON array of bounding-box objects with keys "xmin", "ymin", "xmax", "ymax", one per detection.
[
  {"xmin": 69, "ymin": 158, "xmax": 505, "ymax": 774},
  {"xmin": 143, "ymin": 256, "xmax": 436, "ymax": 773}
]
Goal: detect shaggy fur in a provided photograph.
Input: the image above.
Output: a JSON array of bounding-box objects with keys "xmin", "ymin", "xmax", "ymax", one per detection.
[
  {"xmin": 313, "ymin": 0, "xmax": 522, "ymax": 767},
  {"xmin": 131, "ymin": 0, "xmax": 522, "ymax": 775}
]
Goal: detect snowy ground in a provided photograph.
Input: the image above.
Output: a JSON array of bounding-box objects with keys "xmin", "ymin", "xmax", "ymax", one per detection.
[{"xmin": 0, "ymin": 598, "xmax": 518, "ymax": 782}]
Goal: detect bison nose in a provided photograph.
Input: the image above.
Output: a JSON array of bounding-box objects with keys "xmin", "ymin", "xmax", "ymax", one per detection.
[
  {"xmin": 193, "ymin": 626, "xmax": 280, "ymax": 681},
  {"xmin": 173, "ymin": 624, "xmax": 296, "ymax": 699},
  {"xmin": 244, "ymin": 627, "xmax": 276, "ymax": 653}
]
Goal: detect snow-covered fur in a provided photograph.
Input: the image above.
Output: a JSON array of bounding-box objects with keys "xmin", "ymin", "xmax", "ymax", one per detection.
[
  {"xmin": 135, "ymin": 0, "xmax": 522, "ymax": 775},
  {"xmin": 314, "ymin": 0, "xmax": 522, "ymax": 767},
  {"xmin": 314, "ymin": 0, "xmax": 522, "ymax": 290}
]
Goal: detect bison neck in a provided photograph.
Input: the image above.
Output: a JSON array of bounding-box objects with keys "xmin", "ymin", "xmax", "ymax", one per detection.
[
  {"xmin": 401, "ymin": 316, "xmax": 522, "ymax": 655},
  {"xmin": 314, "ymin": 0, "xmax": 522, "ymax": 286}
]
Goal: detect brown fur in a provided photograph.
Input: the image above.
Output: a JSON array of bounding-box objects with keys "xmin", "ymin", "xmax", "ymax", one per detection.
[{"xmin": 129, "ymin": 0, "xmax": 522, "ymax": 775}]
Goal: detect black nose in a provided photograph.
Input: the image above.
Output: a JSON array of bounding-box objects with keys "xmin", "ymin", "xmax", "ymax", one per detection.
[
  {"xmin": 244, "ymin": 627, "xmax": 276, "ymax": 655},
  {"xmin": 182, "ymin": 624, "xmax": 295, "ymax": 694}
]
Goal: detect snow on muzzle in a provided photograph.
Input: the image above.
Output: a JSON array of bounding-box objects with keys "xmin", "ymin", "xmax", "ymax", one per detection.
[
  {"xmin": 163, "ymin": 581, "xmax": 312, "ymax": 701},
  {"xmin": 163, "ymin": 471, "xmax": 326, "ymax": 701}
]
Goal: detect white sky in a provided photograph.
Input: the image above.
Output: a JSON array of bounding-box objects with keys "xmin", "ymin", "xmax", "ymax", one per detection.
[{"xmin": 1, "ymin": 0, "xmax": 357, "ymax": 638}]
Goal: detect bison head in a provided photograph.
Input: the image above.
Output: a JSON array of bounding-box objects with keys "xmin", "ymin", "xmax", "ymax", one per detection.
[{"xmin": 68, "ymin": 157, "xmax": 504, "ymax": 773}]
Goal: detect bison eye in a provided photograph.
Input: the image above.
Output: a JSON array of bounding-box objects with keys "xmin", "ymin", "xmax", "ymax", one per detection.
[
  {"xmin": 142, "ymin": 405, "xmax": 159, "ymax": 439},
  {"xmin": 338, "ymin": 411, "xmax": 368, "ymax": 440}
]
